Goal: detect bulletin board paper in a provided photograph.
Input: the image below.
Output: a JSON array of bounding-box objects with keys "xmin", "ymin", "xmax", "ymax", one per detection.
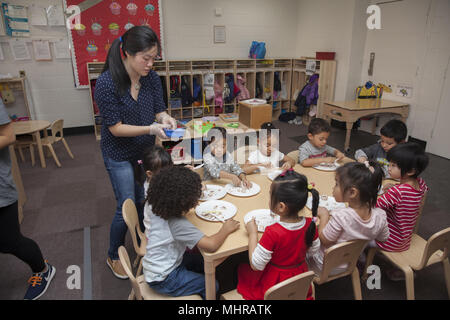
[
  {"xmin": 1, "ymin": 3, "xmax": 30, "ymax": 37},
  {"xmin": 63, "ymin": 0, "xmax": 164, "ymax": 88},
  {"xmin": 10, "ymin": 39, "xmax": 31, "ymax": 60},
  {"xmin": 32, "ymin": 40, "xmax": 52, "ymax": 61}
]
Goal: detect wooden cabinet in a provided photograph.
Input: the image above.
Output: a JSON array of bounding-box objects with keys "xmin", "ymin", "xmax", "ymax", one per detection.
[{"xmin": 87, "ymin": 58, "xmax": 336, "ymax": 140}]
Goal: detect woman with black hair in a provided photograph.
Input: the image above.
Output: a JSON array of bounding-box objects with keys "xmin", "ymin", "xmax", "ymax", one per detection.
[{"xmin": 94, "ymin": 26, "xmax": 177, "ymax": 279}]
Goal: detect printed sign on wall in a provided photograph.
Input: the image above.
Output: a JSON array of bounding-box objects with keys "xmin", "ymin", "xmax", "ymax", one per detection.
[{"xmin": 63, "ymin": 0, "xmax": 164, "ymax": 88}]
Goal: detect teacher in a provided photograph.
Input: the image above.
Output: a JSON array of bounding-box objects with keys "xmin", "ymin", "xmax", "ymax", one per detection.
[{"xmin": 94, "ymin": 26, "xmax": 176, "ymax": 279}]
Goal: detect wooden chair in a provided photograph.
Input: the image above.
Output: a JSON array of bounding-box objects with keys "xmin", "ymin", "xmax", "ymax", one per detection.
[
  {"xmin": 312, "ymin": 240, "xmax": 368, "ymax": 300},
  {"xmin": 363, "ymin": 227, "xmax": 450, "ymax": 300},
  {"xmin": 286, "ymin": 150, "xmax": 299, "ymax": 165},
  {"xmin": 15, "ymin": 135, "xmax": 36, "ymax": 167},
  {"xmin": 220, "ymin": 271, "xmax": 316, "ymax": 300},
  {"xmin": 41, "ymin": 119, "xmax": 74, "ymax": 167},
  {"xmin": 122, "ymin": 198, "xmax": 147, "ymax": 300},
  {"xmin": 118, "ymin": 246, "xmax": 202, "ymax": 300}
]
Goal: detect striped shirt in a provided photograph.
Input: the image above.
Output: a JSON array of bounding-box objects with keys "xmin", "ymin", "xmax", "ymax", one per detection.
[{"xmin": 376, "ymin": 178, "xmax": 428, "ymax": 252}]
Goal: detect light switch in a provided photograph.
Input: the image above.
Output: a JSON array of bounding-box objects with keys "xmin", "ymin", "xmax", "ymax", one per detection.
[{"xmin": 215, "ymin": 8, "xmax": 223, "ymax": 16}]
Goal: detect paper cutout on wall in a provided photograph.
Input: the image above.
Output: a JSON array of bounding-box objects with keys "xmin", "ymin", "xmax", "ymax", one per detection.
[{"xmin": 63, "ymin": 0, "xmax": 164, "ymax": 88}]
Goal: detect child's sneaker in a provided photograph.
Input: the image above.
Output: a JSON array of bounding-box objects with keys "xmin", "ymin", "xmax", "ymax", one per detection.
[
  {"xmin": 24, "ymin": 261, "xmax": 56, "ymax": 300},
  {"xmin": 107, "ymin": 257, "xmax": 129, "ymax": 279}
]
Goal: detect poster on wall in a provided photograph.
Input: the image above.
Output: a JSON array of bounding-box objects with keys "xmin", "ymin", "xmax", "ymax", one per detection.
[{"xmin": 63, "ymin": 0, "xmax": 164, "ymax": 88}]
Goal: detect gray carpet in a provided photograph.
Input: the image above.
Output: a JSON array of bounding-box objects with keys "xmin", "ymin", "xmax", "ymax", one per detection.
[{"xmin": 0, "ymin": 121, "xmax": 449, "ymax": 300}]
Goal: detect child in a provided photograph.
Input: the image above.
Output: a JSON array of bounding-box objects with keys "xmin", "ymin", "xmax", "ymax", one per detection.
[
  {"xmin": 307, "ymin": 162, "xmax": 390, "ymax": 275},
  {"xmin": 375, "ymin": 143, "xmax": 429, "ymax": 253},
  {"xmin": 298, "ymin": 118, "xmax": 345, "ymax": 167},
  {"xmin": 203, "ymin": 127, "xmax": 252, "ymax": 188},
  {"xmin": 237, "ymin": 169, "xmax": 320, "ymax": 300},
  {"xmin": 355, "ymin": 119, "xmax": 407, "ymax": 178},
  {"xmin": 243, "ymin": 122, "xmax": 296, "ymax": 174},
  {"xmin": 142, "ymin": 166, "xmax": 240, "ymax": 299}
]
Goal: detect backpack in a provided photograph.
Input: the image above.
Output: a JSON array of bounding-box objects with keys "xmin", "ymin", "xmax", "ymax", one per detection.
[
  {"xmin": 180, "ymin": 76, "xmax": 193, "ymax": 107},
  {"xmin": 192, "ymin": 77, "xmax": 202, "ymax": 102},
  {"xmin": 170, "ymin": 75, "xmax": 181, "ymax": 99},
  {"xmin": 356, "ymin": 81, "xmax": 382, "ymax": 100},
  {"xmin": 278, "ymin": 112, "xmax": 296, "ymax": 122},
  {"xmin": 236, "ymin": 75, "xmax": 250, "ymax": 101},
  {"xmin": 249, "ymin": 41, "xmax": 266, "ymax": 59}
]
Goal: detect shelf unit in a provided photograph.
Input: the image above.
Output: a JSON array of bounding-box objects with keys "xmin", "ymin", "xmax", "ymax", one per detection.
[
  {"xmin": 1, "ymin": 76, "xmax": 32, "ymax": 120},
  {"xmin": 87, "ymin": 58, "xmax": 336, "ymax": 140}
]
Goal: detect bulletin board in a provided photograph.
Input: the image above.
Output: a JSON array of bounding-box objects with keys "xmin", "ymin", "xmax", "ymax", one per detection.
[{"xmin": 63, "ymin": 0, "xmax": 164, "ymax": 88}]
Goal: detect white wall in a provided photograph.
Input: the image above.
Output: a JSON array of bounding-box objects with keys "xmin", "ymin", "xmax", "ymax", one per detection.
[
  {"xmin": 359, "ymin": 0, "xmax": 450, "ymax": 154},
  {"xmin": 0, "ymin": 0, "xmax": 299, "ymax": 128}
]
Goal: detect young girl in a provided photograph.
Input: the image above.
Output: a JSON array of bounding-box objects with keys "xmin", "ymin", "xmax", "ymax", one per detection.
[
  {"xmin": 142, "ymin": 166, "xmax": 240, "ymax": 299},
  {"xmin": 237, "ymin": 169, "xmax": 320, "ymax": 300},
  {"xmin": 203, "ymin": 127, "xmax": 252, "ymax": 188},
  {"xmin": 376, "ymin": 142, "xmax": 429, "ymax": 253},
  {"xmin": 307, "ymin": 161, "xmax": 390, "ymax": 275},
  {"xmin": 243, "ymin": 122, "xmax": 296, "ymax": 174}
]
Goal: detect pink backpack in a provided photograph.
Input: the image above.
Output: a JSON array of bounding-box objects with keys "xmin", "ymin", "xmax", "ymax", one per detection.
[{"xmin": 236, "ymin": 75, "xmax": 250, "ymax": 101}]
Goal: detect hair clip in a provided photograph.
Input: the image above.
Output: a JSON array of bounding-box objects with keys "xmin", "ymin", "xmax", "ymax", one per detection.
[
  {"xmin": 280, "ymin": 168, "xmax": 294, "ymax": 177},
  {"xmin": 313, "ymin": 217, "xmax": 318, "ymax": 223},
  {"xmin": 307, "ymin": 183, "xmax": 313, "ymax": 190},
  {"xmin": 119, "ymin": 36, "xmax": 123, "ymax": 43},
  {"xmin": 137, "ymin": 159, "xmax": 143, "ymax": 165}
]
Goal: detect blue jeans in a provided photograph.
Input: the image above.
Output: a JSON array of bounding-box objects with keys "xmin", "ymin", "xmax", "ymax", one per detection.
[
  {"xmin": 103, "ymin": 156, "xmax": 145, "ymax": 260},
  {"xmin": 148, "ymin": 252, "xmax": 218, "ymax": 299}
]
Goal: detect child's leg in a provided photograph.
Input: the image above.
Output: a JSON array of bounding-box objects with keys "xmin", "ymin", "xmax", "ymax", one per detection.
[{"xmin": 149, "ymin": 264, "xmax": 218, "ymax": 299}]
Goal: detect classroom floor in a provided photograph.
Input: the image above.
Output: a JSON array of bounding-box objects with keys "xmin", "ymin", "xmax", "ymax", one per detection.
[{"xmin": 1, "ymin": 120, "xmax": 449, "ymax": 300}]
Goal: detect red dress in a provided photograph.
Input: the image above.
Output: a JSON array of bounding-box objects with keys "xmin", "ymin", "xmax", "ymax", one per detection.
[{"xmin": 237, "ymin": 218, "xmax": 317, "ymax": 300}]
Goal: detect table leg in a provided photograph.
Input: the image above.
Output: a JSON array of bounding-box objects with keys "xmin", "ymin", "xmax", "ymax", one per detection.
[
  {"xmin": 344, "ymin": 122, "xmax": 353, "ymax": 152},
  {"xmin": 34, "ymin": 131, "xmax": 46, "ymax": 168},
  {"xmin": 204, "ymin": 260, "xmax": 217, "ymax": 300},
  {"xmin": 371, "ymin": 116, "xmax": 379, "ymax": 135}
]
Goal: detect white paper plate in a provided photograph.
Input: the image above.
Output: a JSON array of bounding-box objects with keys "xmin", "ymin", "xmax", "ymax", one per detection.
[
  {"xmin": 312, "ymin": 160, "xmax": 341, "ymax": 172},
  {"xmin": 195, "ymin": 200, "xmax": 237, "ymax": 222},
  {"xmin": 306, "ymin": 195, "xmax": 347, "ymax": 211},
  {"xmin": 267, "ymin": 169, "xmax": 283, "ymax": 181},
  {"xmin": 225, "ymin": 182, "xmax": 260, "ymax": 197},
  {"xmin": 199, "ymin": 185, "xmax": 227, "ymax": 201},
  {"xmin": 244, "ymin": 209, "xmax": 280, "ymax": 233}
]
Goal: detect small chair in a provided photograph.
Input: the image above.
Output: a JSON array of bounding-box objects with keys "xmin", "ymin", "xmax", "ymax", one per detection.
[
  {"xmin": 15, "ymin": 134, "xmax": 36, "ymax": 167},
  {"xmin": 312, "ymin": 240, "xmax": 368, "ymax": 300},
  {"xmin": 286, "ymin": 150, "xmax": 299, "ymax": 165},
  {"xmin": 362, "ymin": 227, "xmax": 450, "ymax": 300},
  {"xmin": 122, "ymin": 199, "xmax": 146, "ymax": 277},
  {"xmin": 220, "ymin": 271, "xmax": 316, "ymax": 300},
  {"xmin": 118, "ymin": 246, "xmax": 202, "ymax": 300},
  {"xmin": 41, "ymin": 119, "xmax": 74, "ymax": 167}
]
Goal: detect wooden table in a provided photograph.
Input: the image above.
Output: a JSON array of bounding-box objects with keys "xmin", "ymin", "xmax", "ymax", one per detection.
[
  {"xmin": 186, "ymin": 163, "xmax": 340, "ymax": 300},
  {"xmin": 12, "ymin": 120, "xmax": 51, "ymax": 168},
  {"xmin": 322, "ymin": 100, "xmax": 409, "ymax": 151}
]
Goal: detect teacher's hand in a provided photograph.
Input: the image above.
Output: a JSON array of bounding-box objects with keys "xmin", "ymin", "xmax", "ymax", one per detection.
[
  {"xmin": 160, "ymin": 114, "xmax": 177, "ymax": 130},
  {"xmin": 149, "ymin": 123, "xmax": 170, "ymax": 138}
]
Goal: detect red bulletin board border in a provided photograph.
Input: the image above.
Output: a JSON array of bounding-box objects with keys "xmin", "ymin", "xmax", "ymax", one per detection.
[{"xmin": 63, "ymin": 0, "xmax": 164, "ymax": 88}]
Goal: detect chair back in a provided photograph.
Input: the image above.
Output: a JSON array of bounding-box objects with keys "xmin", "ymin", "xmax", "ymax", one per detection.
[
  {"xmin": 264, "ymin": 271, "xmax": 315, "ymax": 300},
  {"xmin": 317, "ymin": 240, "xmax": 368, "ymax": 283},
  {"xmin": 413, "ymin": 191, "xmax": 428, "ymax": 234},
  {"xmin": 50, "ymin": 119, "xmax": 64, "ymax": 142},
  {"xmin": 122, "ymin": 199, "xmax": 147, "ymax": 257},
  {"xmin": 286, "ymin": 150, "xmax": 299, "ymax": 165},
  {"xmin": 418, "ymin": 227, "xmax": 450, "ymax": 269},
  {"xmin": 118, "ymin": 246, "xmax": 143, "ymax": 300}
]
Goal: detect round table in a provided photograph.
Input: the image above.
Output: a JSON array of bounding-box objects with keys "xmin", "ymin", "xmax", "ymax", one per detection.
[{"xmin": 12, "ymin": 120, "xmax": 51, "ymax": 168}]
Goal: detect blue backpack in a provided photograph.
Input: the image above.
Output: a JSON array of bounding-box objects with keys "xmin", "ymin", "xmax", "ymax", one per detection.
[{"xmin": 249, "ymin": 41, "xmax": 266, "ymax": 59}]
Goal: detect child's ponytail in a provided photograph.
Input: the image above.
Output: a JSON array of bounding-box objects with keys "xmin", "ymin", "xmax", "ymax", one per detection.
[
  {"xmin": 305, "ymin": 187, "xmax": 319, "ymax": 247},
  {"xmin": 367, "ymin": 160, "xmax": 384, "ymax": 204}
]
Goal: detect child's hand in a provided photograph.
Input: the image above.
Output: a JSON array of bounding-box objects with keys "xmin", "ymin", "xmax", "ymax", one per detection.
[
  {"xmin": 317, "ymin": 206, "xmax": 330, "ymax": 220},
  {"xmin": 357, "ymin": 157, "xmax": 368, "ymax": 163},
  {"xmin": 324, "ymin": 157, "xmax": 336, "ymax": 163},
  {"xmin": 262, "ymin": 162, "xmax": 273, "ymax": 169},
  {"xmin": 241, "ymin": 178, "xmax": 253, "ymax": 189},
  {"xmin": 245, "ymin": 217, "xmax": 258, "ymax": 235},
  {"xmin": 185, "ymin": 165, "xmax": 195, "ymax": 171},
  {"xmin": 201, "ymin": 183, "xmax": 206, "ymax": 191},
  {"xmin": 335, "ymin": 151, "xmax": 345, "ymax": 161},
  {"xmin": 231, "ymin": 175, "xmax": 242, "ymax": 187},
  {"xmin": 281, "ymin": 161, "xmax": 292, "ymax": 170},
  {"xmin": 221, "ymin": 219, "xmax": 240, "ymax": 234}
]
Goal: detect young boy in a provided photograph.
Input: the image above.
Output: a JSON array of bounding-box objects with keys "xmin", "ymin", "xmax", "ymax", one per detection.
[
  {"xmin": 298, "ymin": 118, "xmax": 345, "ymax": 167},
  {"xmin": 243, "ymin": 122, "xmax": 296, "ymax": 174},
  {"xmin": 355, "ymin": 119, "xmax": 407, "ymax": 178}
]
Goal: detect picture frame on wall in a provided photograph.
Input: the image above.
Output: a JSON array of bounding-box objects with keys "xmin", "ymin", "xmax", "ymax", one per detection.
[{"xmin": 213, "ymin": 25, "xmax": 226, "ymax": 44}]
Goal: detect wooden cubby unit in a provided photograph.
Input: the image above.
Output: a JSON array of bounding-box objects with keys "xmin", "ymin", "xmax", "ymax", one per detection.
[{"xmin": 86, "ymin": 58, "xmax": 336, "ymax": 140}]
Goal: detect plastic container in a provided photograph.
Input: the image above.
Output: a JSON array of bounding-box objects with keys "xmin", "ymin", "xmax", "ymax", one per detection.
[
  {"xmin": 164, "ymin": 128, "xmax": 186, "ymax": 139},
  {"xmin": 316, "ymin": 52, "xmax": 335, "ymax": 60}
]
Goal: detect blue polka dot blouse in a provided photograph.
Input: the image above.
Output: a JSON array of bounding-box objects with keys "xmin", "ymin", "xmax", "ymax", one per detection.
[{"xmin": 94, "ymin": 70, "xmax": 167, "ymax": 162}]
